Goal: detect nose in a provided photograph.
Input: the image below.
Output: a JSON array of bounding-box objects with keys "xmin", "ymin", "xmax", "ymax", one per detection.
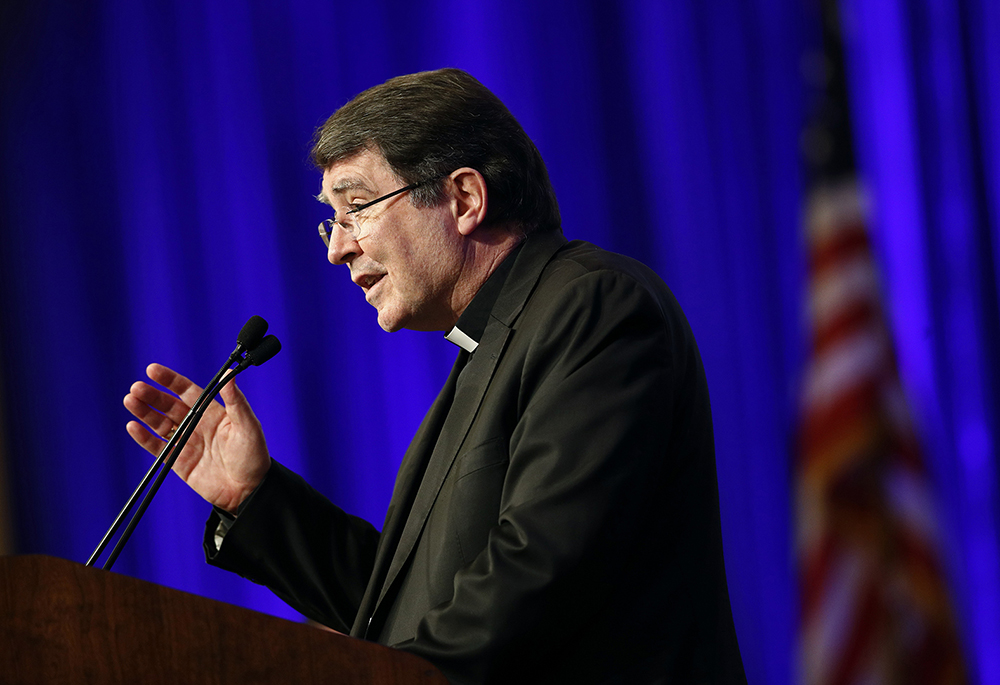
[{"xmin": 327, "ymin": 228, "xmax": 361, "ymax": 266}]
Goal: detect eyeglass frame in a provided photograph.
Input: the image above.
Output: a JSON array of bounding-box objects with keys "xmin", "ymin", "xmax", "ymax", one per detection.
[{"xmin": 318, "ymin": 177, "xmax": 438, "ymax": 247}]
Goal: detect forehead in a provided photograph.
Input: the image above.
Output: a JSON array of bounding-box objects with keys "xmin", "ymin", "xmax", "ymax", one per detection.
[{"xmin": 319, "ymin": 150, "xmax": 396, "ymax": 204}]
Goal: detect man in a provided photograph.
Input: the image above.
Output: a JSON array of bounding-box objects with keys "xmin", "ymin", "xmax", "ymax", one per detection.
[{"xmin": 124, "ymin": 68, "xmax": 746, "ymax": 684}]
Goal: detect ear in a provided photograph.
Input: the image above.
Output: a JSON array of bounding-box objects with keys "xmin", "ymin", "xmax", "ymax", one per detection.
[{"xmin": 448, "ymin": 168, "xmax": 488, "ymax": 236}]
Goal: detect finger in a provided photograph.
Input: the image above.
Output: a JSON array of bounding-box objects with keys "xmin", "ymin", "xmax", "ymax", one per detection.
[
  {"xmin": 127, "ymin": 380, "xmax": 191, "ymax": 427},
  {"xmin": 123, "ymin": 392, "xmax": 180, "ymax": 440},
  {"xmin": 126, "ymin": 419, "xmax": 171, "ymax": 458},
  {"xmin": 147, "ymin": 363, "xmax": 230, "ymax": 427},
  {"xmin": 146, "ymin": 363, "xmax": 206, "ymax": 408}
]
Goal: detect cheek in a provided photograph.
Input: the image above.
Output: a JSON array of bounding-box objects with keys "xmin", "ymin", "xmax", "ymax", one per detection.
[
  {"xmin": 416, "ymin": 245, "xmax": 461, "ymax": 289},
  {"xmin": 367, "ymin": 215, "xmax": 461, "ymax": 304},
  {"xmin": 385, "ymin": 249, "xmax": 438, "ymax": 296}
]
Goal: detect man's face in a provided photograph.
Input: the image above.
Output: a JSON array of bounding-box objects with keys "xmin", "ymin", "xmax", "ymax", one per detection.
[{"xmin": 320, "ymin": 150, "xmax": 467, "ymax": 332}]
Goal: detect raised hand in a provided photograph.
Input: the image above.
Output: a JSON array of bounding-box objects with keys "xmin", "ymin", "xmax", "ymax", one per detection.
[{"xmin": 124, "ymin": 363, "xmax": 271, "ymax": 513}]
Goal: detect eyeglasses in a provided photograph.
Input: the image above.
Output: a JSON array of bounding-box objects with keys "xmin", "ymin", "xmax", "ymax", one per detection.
[{"xmin": 318, "ymin": 181, "xmax": 425, "ymax": 246}]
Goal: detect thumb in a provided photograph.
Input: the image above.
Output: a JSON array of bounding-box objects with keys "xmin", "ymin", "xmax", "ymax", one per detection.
[{"xmin": 218, "ymin": 375, "xmax": 256, "ymax": 426}]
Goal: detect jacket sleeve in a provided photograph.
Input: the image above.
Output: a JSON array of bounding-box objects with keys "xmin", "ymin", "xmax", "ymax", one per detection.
[{"xmin": 204, "ymin": 459, "xmax": 381, "ymax": 633}]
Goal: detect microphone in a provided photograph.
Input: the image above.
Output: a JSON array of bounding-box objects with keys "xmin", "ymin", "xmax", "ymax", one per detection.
[
  {"xmin": 87, "ymin": 317, "xmax": 281, "ymax": 570},
  {"xmin": 237, "ymin": 315, "xmax": 269, "ymax": 352},
  {"xmin": 237, "ymin": 334, "xmax": 282, "ymax": 370}
]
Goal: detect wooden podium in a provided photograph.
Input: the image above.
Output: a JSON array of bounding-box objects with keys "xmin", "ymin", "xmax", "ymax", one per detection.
[{"xmin": 0, "ymin": 555, "xmax": 448, "ymax": 684}]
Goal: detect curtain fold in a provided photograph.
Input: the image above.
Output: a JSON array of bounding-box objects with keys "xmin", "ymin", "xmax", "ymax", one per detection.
[{"xmin": 840, "ymin": 1, "xmax": 1000, "ymax": 681}]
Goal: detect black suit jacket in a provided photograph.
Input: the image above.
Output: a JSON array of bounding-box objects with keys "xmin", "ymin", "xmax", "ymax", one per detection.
[{"xmin": 207, "ymin": 231, "xmax": 746, "ymax": 684}]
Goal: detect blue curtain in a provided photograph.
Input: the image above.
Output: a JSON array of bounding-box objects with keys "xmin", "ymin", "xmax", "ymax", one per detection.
[
  {"xmin": 0, "ymin": 1, "xmax": 995, "ymax": 684},
  {"xmin": 839, "ymin": 1, "xmax": 1000, "ymax": 682}
]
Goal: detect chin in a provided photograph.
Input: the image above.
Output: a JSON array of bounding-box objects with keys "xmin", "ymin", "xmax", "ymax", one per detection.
[
  {"xmin": 376, "ymin": 314, "xmax": 401, "ymax": 333},
  {"xmin": 374, "ymin": 300, "xmax": 446, "ymax": 333},
  {"xmin": 375, "ymin": 305, "xmax": 407, "ymax": 333}
]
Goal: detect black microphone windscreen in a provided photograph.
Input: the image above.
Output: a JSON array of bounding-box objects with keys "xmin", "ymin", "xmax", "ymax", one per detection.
[
  {"xmin": 246, "ymin": 335, "xmax": 281, "ymax": 366},
  {"xmin": 238, "ymin": 315, "xmax": 268, "ymax": 350}
]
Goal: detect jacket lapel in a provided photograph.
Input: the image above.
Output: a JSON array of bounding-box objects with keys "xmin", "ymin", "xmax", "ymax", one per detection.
[
  {"xmin": 349, "ymin": 352, "xmax": 467, "ymax": 636},
  {"xmin": 364, "ymin": 231, "xmax": 569, "ymax": 633}
]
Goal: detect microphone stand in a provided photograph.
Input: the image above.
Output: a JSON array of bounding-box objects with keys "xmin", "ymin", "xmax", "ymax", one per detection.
[
  {"xmin": 86, "ymin": 317, "xmax": 276, "ymax": 570},
  {"xmin": 85, "ymin": 348, "xmax": 243, "ymax": 568},
  {"xmin": 100, "ymin": 365, "xmax": 246, "ymax": 571}
]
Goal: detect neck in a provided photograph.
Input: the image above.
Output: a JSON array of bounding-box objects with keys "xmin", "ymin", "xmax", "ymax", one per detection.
[{"xmin": 448, "ymin": 228, "xmax": 524, "ymax": 325}]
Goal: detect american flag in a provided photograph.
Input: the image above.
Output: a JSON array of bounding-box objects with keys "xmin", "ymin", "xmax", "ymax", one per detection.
[{"xmin": 796, "ymin": 179, "xmax": 967, "ymax": 685}]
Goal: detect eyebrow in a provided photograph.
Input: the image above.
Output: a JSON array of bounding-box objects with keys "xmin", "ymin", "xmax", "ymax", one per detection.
[{"xmin": 317, "ymin": 177, "xmax": 375, "ymax": 205}]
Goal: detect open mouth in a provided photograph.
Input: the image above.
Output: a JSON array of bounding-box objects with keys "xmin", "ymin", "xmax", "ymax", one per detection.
[{"xmin": 362, "ymin": 274, "xmax": 386, "ymax": 299}]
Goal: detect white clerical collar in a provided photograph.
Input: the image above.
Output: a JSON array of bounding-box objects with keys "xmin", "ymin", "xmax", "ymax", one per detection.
[
  {"xmin": 444, "ymin": 326, "xmax": 479, "ymax": 353},
  {"xmin": 442, "ymin": 242, "xmax": 524, "ymax": 355}
]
